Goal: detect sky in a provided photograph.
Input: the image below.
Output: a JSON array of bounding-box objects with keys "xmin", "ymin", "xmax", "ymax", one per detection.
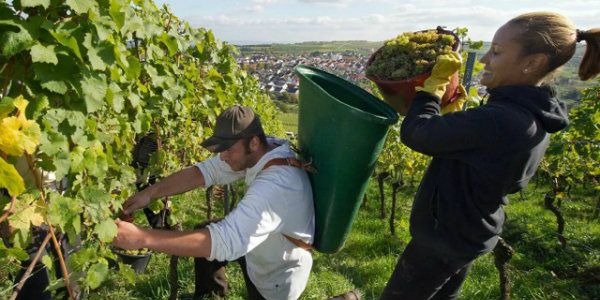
[{"xmin": 154, "ymin": 0, "xmax": 600, "ymax": 44}]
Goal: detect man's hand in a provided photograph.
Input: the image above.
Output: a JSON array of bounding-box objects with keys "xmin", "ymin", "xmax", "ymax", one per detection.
[
  {"xmin": 122, "ymin": 189, "xmax": 153, "ymax": 216},
  {"xmin": 113, "ymin": 219, "xmax": 148, "ymax": 250},
  {"xmin": 416, "ymin": 52, "xmax": 462, "ymax": 99},
  {"xmin": 113, "ymin": 218, "xmax": 212, "ymax": 257},
  {"xmin": 120, "ymin": 166, "xmax": 205, "ymax": 219}
]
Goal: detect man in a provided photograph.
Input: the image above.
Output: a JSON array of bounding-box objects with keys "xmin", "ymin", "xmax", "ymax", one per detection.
[{"xmin": 114, "ymin": 105, "xmax": 315, "ymax": 300}]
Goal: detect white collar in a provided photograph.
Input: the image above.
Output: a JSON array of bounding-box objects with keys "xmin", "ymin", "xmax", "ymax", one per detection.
[{"xmin": 244, "ymin": 137, "xmax": 293, "ymax": 184}]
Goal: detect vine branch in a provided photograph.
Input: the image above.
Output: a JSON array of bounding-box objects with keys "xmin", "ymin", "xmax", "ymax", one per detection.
[
  {"xmin": 0, "ymin": 196, "xmax": 16, "ymax": 224},
  {"xmin": 25, "ymin": 153, "xmax": 76, "ymax": 299},
  {"xmin": 9, "ymin": 232, "xmax": 52, "ymax": 300},
  {"xmin": 49, "ymin": 225, "xmax": 75, "ymax": 300}
]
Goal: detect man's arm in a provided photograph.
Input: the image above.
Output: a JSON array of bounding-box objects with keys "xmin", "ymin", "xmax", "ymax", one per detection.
[
  {"xmin": 122, "ymin": 166, "xmax": 205, "ymax": 215},
  {"xmin": 113, "ymin": 219, "xmax": 212, "ymax": 257},
  {"xmin": 146, "ymin": 166, "xmax": 205, "ymax": 199}
]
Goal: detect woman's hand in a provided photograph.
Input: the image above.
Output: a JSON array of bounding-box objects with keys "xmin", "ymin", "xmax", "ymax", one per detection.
[
  {"xmin": 441, "ymin": 84, "xmax": 468, "ymax": 114},
  {"xmin": 416, "ymin": 52, "xmax": 462, "ymax": 99}
]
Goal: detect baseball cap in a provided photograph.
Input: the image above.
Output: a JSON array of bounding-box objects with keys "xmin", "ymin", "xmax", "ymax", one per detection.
[{"xmin": 201, "ymin": 105, "xmax": 265, "ymax": 153}]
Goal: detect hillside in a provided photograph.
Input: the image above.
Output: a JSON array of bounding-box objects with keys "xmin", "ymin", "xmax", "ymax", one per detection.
[{"xmin": 236, "ymin": 40, "xmax": 595, "ymax": 104}]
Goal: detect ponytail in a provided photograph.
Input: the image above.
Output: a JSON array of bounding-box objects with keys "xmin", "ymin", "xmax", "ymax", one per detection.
[{"xmin": 577, "ymin": 28, "xmax": 600, "ymax": 81}]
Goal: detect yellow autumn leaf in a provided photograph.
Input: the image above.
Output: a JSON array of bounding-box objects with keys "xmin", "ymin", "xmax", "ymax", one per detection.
[
  {"xmin": 13, "ymin": 95, "xmax": 28, "ymax": 118},
  {"xmin": 0, "ymin": 156, "xmax": 25, "ymax": 197},
  {"xmin": 0, "ymin": 116, "xmax": 41, "ymax": 156},
  {"xmin": 9, "ymin": 193, "xmax": 45, "ymax": 230}
]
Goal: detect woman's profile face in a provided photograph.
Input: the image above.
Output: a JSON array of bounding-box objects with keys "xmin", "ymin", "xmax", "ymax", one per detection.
[{"xmin": 479, "ymin": 24, "xmax": 533, "ymax": 88}]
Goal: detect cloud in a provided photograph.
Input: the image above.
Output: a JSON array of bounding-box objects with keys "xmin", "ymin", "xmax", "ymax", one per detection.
[
  {"xmin": 239, "ymin": 4, "xmax": 265, "ymax": 13},
  {"xmin": 296, "ymin": 0, "xmax": 350, "ymax": 8},
  {"xmin": 297, "ymin": 0, "xmax": 347, "ymax": 3},
  {"xmin": 180, "ymin": 0, "xmax": 600, "ymax": 43},
  {"xmin": 253, "ymin": 0, "xmax": 280, "ymax": 3}
]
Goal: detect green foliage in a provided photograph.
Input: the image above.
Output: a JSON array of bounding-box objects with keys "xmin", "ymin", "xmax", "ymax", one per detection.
[
  {"xmin": 539, "ymin": 83, "xmax": 600, "ymax": 194},
  {"xmin": 368, "ymin": 80, "xmax": 429, "ymax": 188},
  {"xmin": 455, "ymin": 27, "xmax": 484, "ymax": 50},
  {"xmin": 0, "ymin": 0, "xmax": 282, "ymax": 295}
]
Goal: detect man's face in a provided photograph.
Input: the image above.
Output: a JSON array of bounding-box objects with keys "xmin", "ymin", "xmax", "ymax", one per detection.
[{"xmin": 219, "ymin": 138, "xmax": 255, "ymax": 171}]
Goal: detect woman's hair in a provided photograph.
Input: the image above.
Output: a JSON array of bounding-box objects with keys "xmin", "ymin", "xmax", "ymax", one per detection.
[{"xmin": 507, "ymin": 12, "xmax": 600, "ymax": 81}]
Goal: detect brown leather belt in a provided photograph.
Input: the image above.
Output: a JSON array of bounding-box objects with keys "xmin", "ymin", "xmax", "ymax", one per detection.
[{"xmin": 262, "ymin": 157, "xmax": 314, "ymax": 251}]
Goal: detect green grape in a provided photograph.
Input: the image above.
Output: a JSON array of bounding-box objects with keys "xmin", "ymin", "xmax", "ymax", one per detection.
[
  {"xmin": 115, "ymin": 247, "xmax": 150, "ymax": 256},
  {"xmin": 366, "ymin": 30, "xmax": 456, "ymax": 80}
]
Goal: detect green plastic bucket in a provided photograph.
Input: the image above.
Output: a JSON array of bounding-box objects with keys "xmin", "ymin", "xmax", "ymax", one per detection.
[{"xmin": 294, "ymin": 65, "xmax": 398, "ymax": 253}]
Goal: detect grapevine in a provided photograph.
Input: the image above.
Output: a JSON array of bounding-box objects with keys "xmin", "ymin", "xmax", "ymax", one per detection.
[{"xmin": 0, "ymin": 0, "xmax": 282, "ymax": 298}]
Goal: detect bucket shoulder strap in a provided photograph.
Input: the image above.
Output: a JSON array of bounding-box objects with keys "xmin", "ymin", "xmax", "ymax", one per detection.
[
  {"xmin": 261, "ymin": 157, "xmax": 314, "ymax": 251},
  {"xmin": 262, "ymin": 157, "xmax": 316, "ymax": 173}
]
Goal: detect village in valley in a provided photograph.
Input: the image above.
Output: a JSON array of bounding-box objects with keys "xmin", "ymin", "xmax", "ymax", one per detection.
[{"xmin": 236, "ymin": 51, "xmax": 372, "ymax": 103}]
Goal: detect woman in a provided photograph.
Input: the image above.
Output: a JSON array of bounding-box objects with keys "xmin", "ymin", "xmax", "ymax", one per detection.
[{"xmin": 381, "ymin": 12, "xmax": 599, "ymax": 299}]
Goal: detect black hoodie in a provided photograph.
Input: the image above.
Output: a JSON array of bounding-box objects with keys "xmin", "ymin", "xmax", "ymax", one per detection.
[{"xmin": 400, "ymin": 85, "xmax": 569, "ymax": 257}]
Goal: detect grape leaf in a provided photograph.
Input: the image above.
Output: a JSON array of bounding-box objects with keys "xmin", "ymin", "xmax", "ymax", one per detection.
[
  {"xmin": 30, "ymin": 43, "xmax": 58, "ymax": 65},
  {"xmin": 94, "ymin": 219, "xmax": 117, "ymax": 243},
  {"xmin": 20, "ymin": 0, "xmax": 50, "ymax": 9},
  {"xmin": 50, "ymin": 31, "xmax": 83, "ymax": 61},
  {"xmin": 47, "ymin": 193, "xmax": 82, "ymax": 231},
  {"xmin": 66, "ymin": 0, "xmax": 97, "ymax": 15},
  {"xmin": 41, "ymin": 81, "xmax": 68, "ymax": 94},
  {"xmin": 125, "ymin": 56, "xmax": 141, "ymax": 80},
  {"xmin": 9, "ymin": 193, "xmax": 45, "ymax": 231},
  {"xmin": 86, "ymin": 262, "xmax": 109, "ymax": 289},
  {"xmin": 7, "ymin": 247, "xmax": 29, "ymax": 261},
  {"xmin": 0, "ymin": 21, "xmax": 34, "ymax": 57},
  {"xmin": 83, "ymin": 33, "xmax": 106, "ymax": 71},
  {"xmin": 33, "ymin": 60, "xmax": 78, "ymax": 94},
  {"xmin": 0, "ymin": 116, "xmax": 41, "ymax": 156},
  {"xmin": 0, "ymin": 97, "xmax": 15, "ymax": 119},
  {"xmin": 69, "ymin": 146, "xmax": 85, "ymax": 173},
  {"xmin": 0, "ymin": 242, "xmax": 29, "ymax": 261},
  {"xmin": 39, "ymin": 131, "xmax": 69, "ymax": 156},
  {"xmin": 109, "ymin": 0, "xmax": 125, "ymax": 30},
  {"xmin": 81, "ymin": 186, "xmax": 111, "ymax": 223},
  {"xmin": 107, "ymin": 82, "xmax": 124, "ymax": 113},
  {"xmin": 0, "ymin": 157, "xmax": 25, "ymax": 197},
  {"xmin": 42, "ymin": 254, "xmax": 54, "ymax": 270},
  {"xmin": 53, "ymin": 151, "xmax": 71, "ymax": 180},
  {"xmin": 80, "ymin": 73, "xmax": 107, "ymax": 113}
]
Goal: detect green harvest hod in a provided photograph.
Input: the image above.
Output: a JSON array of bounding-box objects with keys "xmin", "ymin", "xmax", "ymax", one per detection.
[{"xmin": 294, "ymin": 65, "xmax": 399, "ymax": 253}]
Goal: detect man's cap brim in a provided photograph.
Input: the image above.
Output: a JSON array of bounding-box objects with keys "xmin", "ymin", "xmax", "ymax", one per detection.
[{"xmin": 200, "ymin": 136, "xmax": 238, "ymax": 153}]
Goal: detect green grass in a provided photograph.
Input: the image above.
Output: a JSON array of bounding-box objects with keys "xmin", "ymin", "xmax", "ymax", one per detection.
[
  {"xmin": 273, "ymin": 101, "xmax": 299, "ymax": 134},
  {"xmin": 90, "ymin": 180, "xmax": 599, "ymax": 299},
  {"xmin": 279, "ymin": 112, "xmax": 298, "ymax": 134}
]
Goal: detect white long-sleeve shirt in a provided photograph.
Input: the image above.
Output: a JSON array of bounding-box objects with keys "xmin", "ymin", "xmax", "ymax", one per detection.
[{"xmin": 195, "ymin": 138, "xmax": 315, "ymax": 300}]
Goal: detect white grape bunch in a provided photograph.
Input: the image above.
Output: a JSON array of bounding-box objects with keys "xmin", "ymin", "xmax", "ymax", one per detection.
[{"xmin": 367, "ymin": 30, "xmax": 456, "ymax": 80}]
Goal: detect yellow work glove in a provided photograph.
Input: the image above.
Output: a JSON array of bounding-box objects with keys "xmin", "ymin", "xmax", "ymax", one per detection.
[
  {"xmin": 416, "ymin": 52, "xmax": 462, "ymax": 99},
  {"xmin": 441, "ymin": 84, "xmax": 467, "ymax": 114}
]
